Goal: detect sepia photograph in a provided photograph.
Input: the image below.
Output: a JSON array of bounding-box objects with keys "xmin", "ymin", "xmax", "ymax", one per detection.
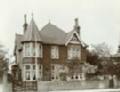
[{"xmin": 0, "ymin": 0, "xmax": 120, "ymax": 92}]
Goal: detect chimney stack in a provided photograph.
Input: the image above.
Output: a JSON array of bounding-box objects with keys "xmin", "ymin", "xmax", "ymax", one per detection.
[
  {"xmin": 23, "ymin": 14, "xmax": 28, "ymax": 33},
  {"xmin": 74, "ymin": 18, "xmax": 81, "ymax": 36}
]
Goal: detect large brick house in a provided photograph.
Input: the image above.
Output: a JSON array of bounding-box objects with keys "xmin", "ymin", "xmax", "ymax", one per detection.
[{"xmin": 13, "ymin": 15, "xmax": 88, "ymax": 83}]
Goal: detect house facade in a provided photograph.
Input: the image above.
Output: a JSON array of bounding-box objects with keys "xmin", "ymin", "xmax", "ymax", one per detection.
[{"xmin": 13, "ymin": 15, "xmax": 88, "ymax": 83}]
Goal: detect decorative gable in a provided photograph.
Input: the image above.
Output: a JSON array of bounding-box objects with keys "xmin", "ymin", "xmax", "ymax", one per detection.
[
  {"xmin": 70, "ymin": 33, "xmax": 79, "ymax": 42},
  {"xmin": 65, "ymin": 31, "xmax": 81, "ymax": 45}
]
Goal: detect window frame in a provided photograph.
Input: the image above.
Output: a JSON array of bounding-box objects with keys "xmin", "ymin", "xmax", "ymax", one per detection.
[
  {"xmin": 23, "ymin": 64, "xmax": 43, "ymax": 81},
  {"xmin": 23, "ymin": 43, "xmax": 43, "ymax": 58},
  {"xmin": 51, "ymin": 46, "xmax": 59, "ymax": 59},
  {"xmin": 67, "ymin": 45, "xmax": 81, "ymax": 60}
]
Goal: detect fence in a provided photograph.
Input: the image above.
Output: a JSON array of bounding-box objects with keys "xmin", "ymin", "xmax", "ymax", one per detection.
[
  {"xmin": 12, "ymin": 81, "xmax": 37, "ymax": 92},
  {"xmin": 38, "ymin": 80, "xmax": 109, "ymax": 92}
]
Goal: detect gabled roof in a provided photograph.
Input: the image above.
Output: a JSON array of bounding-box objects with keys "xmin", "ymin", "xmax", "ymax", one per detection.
[
  {"xmin": 65, "ymin": 30, "xmax": 88, "ymax": 47},
  {"xmin": 14, "ymin": 17, "xmax": 88, "ymax": 50},
  {"xmin": 22, "ymin": 18, "xmax": 42, "ymax": 42},
  {"xmin": 65, "ymin": 30, "xmax": 74, "ymax": 43},
  {"xmin": 40, "ymin": 23, "xmax": 66, "ymax": 44}
]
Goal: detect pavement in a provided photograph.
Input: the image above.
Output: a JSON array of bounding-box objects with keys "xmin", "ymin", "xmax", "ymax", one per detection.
[{"xmin": 50, "ymin": 89, "xmax": 120, "ymax": 92}]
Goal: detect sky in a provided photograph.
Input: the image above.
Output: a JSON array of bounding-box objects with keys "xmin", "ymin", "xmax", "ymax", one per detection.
[{"xmin": 0, "ymin": 0, "xmax": 120, "ymax": 55}]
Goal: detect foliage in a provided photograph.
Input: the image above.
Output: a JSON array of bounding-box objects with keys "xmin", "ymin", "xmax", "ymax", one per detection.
[
  {"xmin": 86, "ymin": 50, "xmax": 100, "ymax": 65},
  {"xmin": 87, "ymin": 42, "xmax": 111, "ymax": 64},
  {"xmin": 91, "ymin": 42, "xmax": 112, "ymax": 58},
  {"xmin": 105, "ymin": 63, "xmax": 120, "ymax": 78},
  {"xmin": 59, "ymin": 73, "xmax": 66, "ymax": 81},
  {"xmin": 87, "ymin": 42, "xmax": 112, "ymax": 75}
]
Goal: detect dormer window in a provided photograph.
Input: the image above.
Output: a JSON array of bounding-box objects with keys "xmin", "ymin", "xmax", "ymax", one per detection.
[
  {"xmin": 23, "ymin": 42, "xmax": 42, "ymax": 57},
  {"xmin": 68, "ymin": 45, "xmax": 80, "ymax": 60},
  {"xmin": 51, "ymin": 46, "xmax": 59, "ymax": 59}
]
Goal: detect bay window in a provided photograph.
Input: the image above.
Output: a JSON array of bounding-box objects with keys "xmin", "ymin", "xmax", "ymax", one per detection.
[
  {"xmin": 24, "ymin": 43, "xmax": 31, "ymax": 56},
  {"xmin": 23, "ymin": 42, "xmax": 42, "ymax": 57},
  {"xmin": 24, "ymin": 64, "xmax": 43, "ymax": 81},
  {"xmin": 24, "ymin": 65, "xmax": 36, "ymax": 81},
  {"xmin": 39, "ymin": 65, "xmax": 43, "ymax": 80}
]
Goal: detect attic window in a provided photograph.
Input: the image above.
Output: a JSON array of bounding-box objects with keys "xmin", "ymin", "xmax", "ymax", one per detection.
[{"xmin": 71, "ymin": 34, "xmax": 78, "ymax": 41}]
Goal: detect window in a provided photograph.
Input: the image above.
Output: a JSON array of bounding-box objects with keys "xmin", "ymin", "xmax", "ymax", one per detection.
[
  {"xmin": 25, "ymin": 65, "xmax": 30, "ymax": 70},
  {"xmin": 26, "ymin": 71, "xmax": 30, "ymax": 80},
  {"xmin": 24, "ymin": 65, "xmax": 31, "ymax": 81},
  {"xmin": 51, "ymin": 65, "xmax": 57, "ymax": 80},
  {"xmin": 23, "ymin": 43, "xmax": 43, "ymax": 57},
  {"xmin": 76, "ymin": 76, "xmax": 78, "ymax": 79},
  {"xmin": 32, "ymin": 43, "xmax": 42, "ymax": 57},
  {"xmin": 39, "ymin": 65, "xmax": 43, "ymax": 80},
  {"xmin": 71, "ymin": 76, "xmax": 73, "ymax": 79},
  {"xmin": 51, "ymin": 65, "xmax": 54, "ymax": 70},
  {"xmin": 51, "ymin": 64, "xmax": 66, "ymax": 81},
  {"xmin": 51, "ymin": 74, "xmax": 58, "ymax": 81},
  {"xmin": 68, "ymin": 46, "xmax": 80, "ymax": 59},
  {"xmin": 24, "ymin": 64, "xmax": 43, "ymax": 81},
  {"xmin": 32, "ymin": 43, "xmax": 36, "ymax": 56},
  {"xmin": 32, "ymin": 71, "xmax": 36, "ymax": 80},
  {"xmin": 24, "ymin": 43, "xmax": 31, "ymax": 57},
  {"xmin": 51, "ymin": 46, "xmax": 59, "ymax": 59},
  {"xmin": 39, "ymin": 44, "xmax": 43, "ymax": 57},
  {"xmin": 51, "ymin": 76, "xmax": 54, "ymax": 80}
]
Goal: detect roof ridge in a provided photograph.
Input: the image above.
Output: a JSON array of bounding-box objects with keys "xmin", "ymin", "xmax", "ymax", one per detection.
[{"xmin": 41, "ymin": 22, "xmax": 66, "ymax": 33}]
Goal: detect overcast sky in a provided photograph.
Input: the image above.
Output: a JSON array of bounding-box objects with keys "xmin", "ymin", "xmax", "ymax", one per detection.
[{"xmin": 0, "ymin": 0, "xmax": 120, "ymax": 55}]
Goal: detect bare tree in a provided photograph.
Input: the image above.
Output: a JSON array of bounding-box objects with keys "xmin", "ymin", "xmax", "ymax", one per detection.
[
  {"xmin": 87, "ymin": 42, "xmax": 112, "ymax": 75},
  {"xmin": 91, "ymin": 42, "xmax": 112, "ymax": 58},
  {"xmin": 0, "ymin": 44, "xmax": 8, "ymax": 80},
  {"xmin": 86, "ymin": 50, "xmax": 99, "ymax": 65}
]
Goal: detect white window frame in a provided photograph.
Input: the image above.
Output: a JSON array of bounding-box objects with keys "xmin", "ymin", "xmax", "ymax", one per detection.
[
  {"xmin": 65, "ymin": 31, "xmax": 80, "ymax": 46},
  {"xmin": 23, "ymin": 43, "xmax": 32, "ymax": 57},
  {"xmin": 67, "ymin": 46, "xmax": 80, "ymax": 59},
  {"xmin": 23, "ymin": 43, "xmax": 43, "ymax": 58},
  {"xmin": 23, "ymin": 64, "xmax": 43, "ymax": 81},
  {"xmin": 51, "ymin": 46, "xmax": 59, "ymax": 59},
  {"xmin": 23, "ymin": 64, "xmax": 36, "ymax": 81},
  {"xmin": 51, "ymin": 65, "xmax": 59, "ymax": 81},
  {"xmin": 70, "ymin": 73, "xmax": 85, "ymax": 80},
  {"xmin": 51, "ymin": 64, "xmax": 67, "ymax": 81}
]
